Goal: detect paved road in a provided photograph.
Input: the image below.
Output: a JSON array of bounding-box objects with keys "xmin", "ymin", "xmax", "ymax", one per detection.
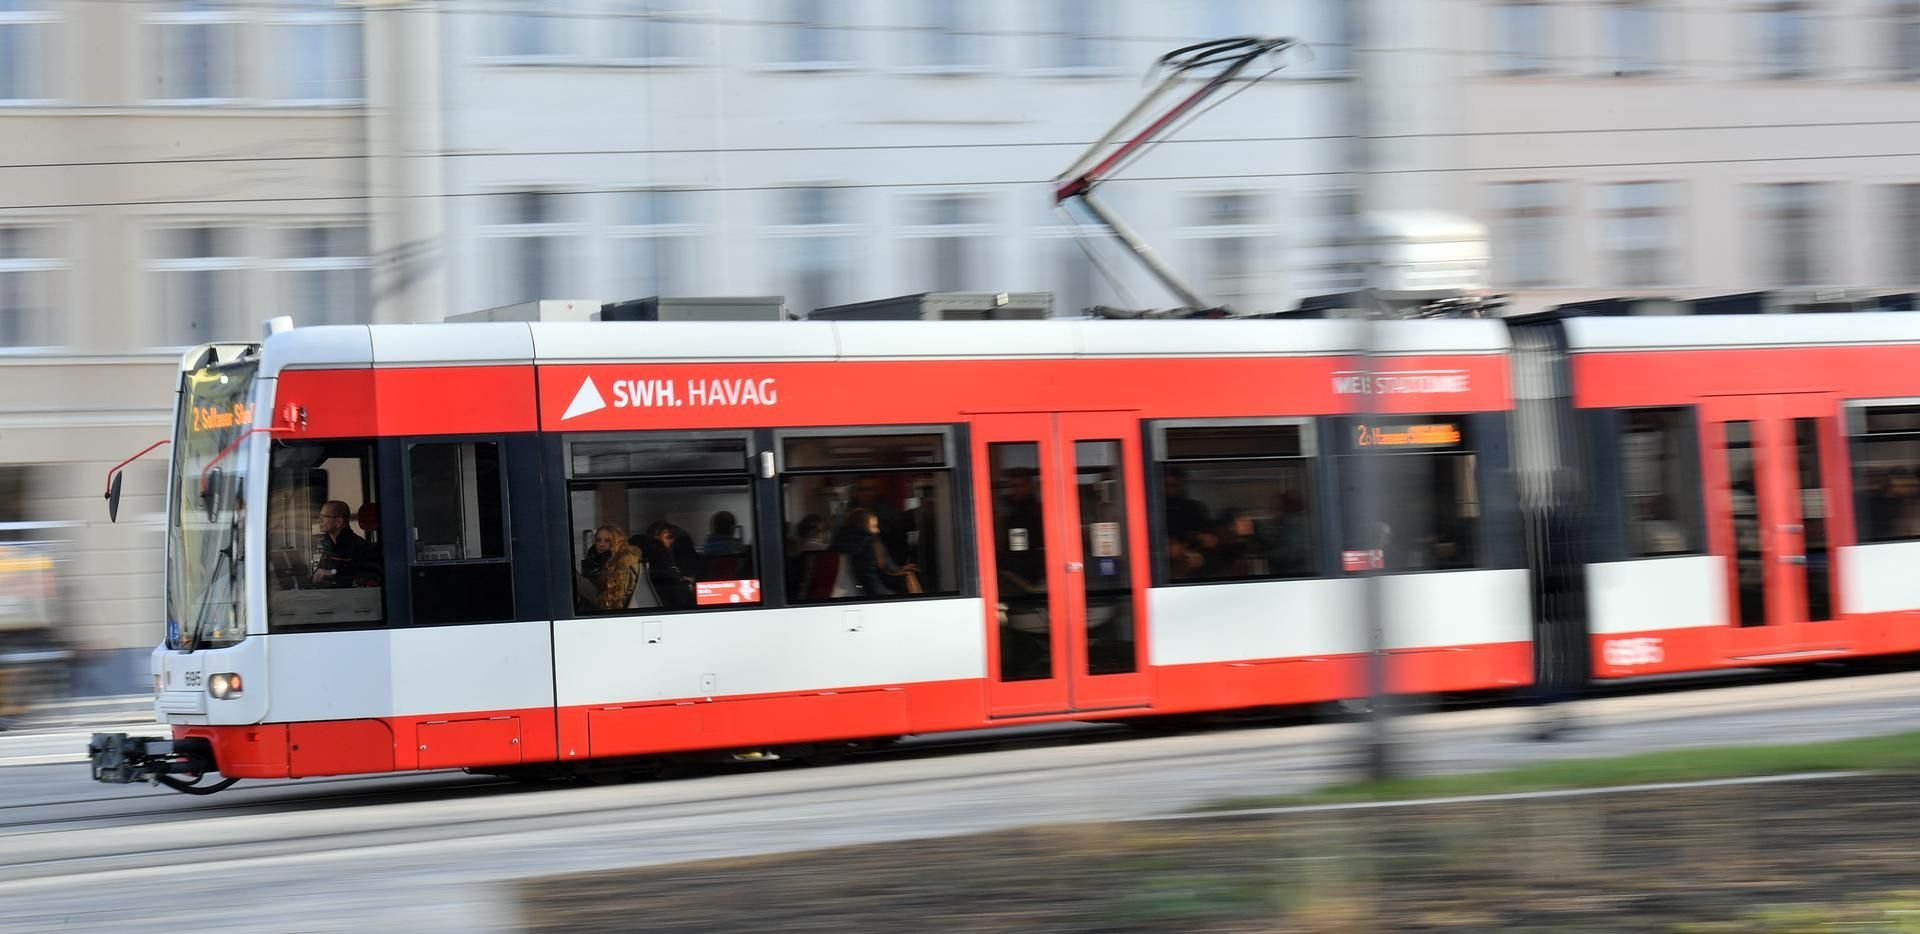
[{"xmin": 3, "ymin": 671, "xmax": 1919, "ymax": 933}]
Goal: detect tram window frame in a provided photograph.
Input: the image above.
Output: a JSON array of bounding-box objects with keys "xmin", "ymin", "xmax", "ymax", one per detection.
[
  {"xmin": 1616, "ymin": 406, "xmax": 1708, "ymax": 558},
  {"xmin": 1846, "ymin": 400, "xmax": 1920, "ymax": 544},
  {"xmin": 562, "ymin": 430, "xmax": 767, "ymax": 616},
  {"xmin": 1147, "ymin": 418, "xmax": 1322, "ymax": 587},
  {"xmin": 265, "ymin": 438, "xmax": 390, "ymax": 634},
  {"xmin": 775, "ymin": 425, "xmax": 971, "ymax": 605},
  {"xmin": 1332, "ymin": 413, "xmax": 1488, "ymax": 574},
  {"xmin": 403, "ymin": 437, "xmax": 515, "ymax": 626}
]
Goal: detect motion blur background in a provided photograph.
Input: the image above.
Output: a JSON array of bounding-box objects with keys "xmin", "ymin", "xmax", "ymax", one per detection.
[{"xmin": 0, "ymin": 0, "xmax": 1916, "ymax": 698}]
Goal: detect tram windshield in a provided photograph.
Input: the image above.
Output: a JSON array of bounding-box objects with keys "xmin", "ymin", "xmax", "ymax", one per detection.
[{"xmin": 165, "ymin": 358, "xmax": 260, "ymax": 651}]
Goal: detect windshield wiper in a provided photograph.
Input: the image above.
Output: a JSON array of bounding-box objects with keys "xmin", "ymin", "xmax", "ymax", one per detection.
[{"xmin": 185, "ymin": 498, "xmax": 245, "ymax": 652}]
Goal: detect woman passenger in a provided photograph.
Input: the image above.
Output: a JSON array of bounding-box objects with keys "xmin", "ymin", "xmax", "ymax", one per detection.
[{"xmin": 593, "ymin": 525, "xmax": 641, "ymax": 611}]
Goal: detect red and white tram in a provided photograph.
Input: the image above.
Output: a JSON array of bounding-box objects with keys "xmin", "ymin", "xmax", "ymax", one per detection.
[
  {"xmin": 1519, "ymin": 311, "xmax": 1920, "ymax": 679},
  {"xmin": 86, "ymin": 307, "xmax": 1920, "ymax": 791},
  {"xmin": 91, "ymin": 315, "xmax": 1526, "ymax": 789}
]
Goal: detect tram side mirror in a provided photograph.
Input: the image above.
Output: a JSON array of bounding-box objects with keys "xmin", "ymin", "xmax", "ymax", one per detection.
[{"xmin": 106, "ymin": 471, "xmax": 124, "ymax": 524}]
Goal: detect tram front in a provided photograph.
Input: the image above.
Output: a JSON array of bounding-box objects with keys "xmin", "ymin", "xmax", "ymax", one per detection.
[{"xmin": 89, "ymin": 337, "xmax": 271, "ymax": 794}]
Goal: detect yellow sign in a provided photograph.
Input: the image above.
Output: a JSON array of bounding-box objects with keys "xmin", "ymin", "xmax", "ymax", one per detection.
[
  {"xmin": 191, "ymin": 403, "xmax": 254, "ymax": 434},
  {"xmin": 1356, "ymin": 423, "xmax": 1463, "ymax": 448}
]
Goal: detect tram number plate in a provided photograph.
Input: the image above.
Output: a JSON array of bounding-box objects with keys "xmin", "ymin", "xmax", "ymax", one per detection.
[{"xmin": 1603, "ymin": 637, "xmax": 1665, "ymax": 668}]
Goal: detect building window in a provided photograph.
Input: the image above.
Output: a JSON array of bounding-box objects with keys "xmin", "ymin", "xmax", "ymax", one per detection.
[
  {"xmin": 1602, "ymin": 181, "xmax": 1676, "ymax": 288},
  {"xmin": 485, "ymin": 190, "xmax": 575, "ymax": 305},
  {"xmin": 281, "ymin": 3, "xmax": 363, "ymax": 101},
  {"xmin": 1757, "ymin": 3, "xmax": 1813, "ymax": 78},
  {"xmin": 1605, "ymin": 1, "xmax": 1660, "ymax": 75},
  {"xmin": 1491, "ymin": 181, "xmax": 1564, "ymax": 288},
  {"xmin": 777, "ymin": 187, "xmax": 855, "ymax": 316},
  {"xmin": 778, "ymin": 0, "xmax": 845, "ymax": 66},
  {"xmin": 1296, "ymin": 188, "xmax": 1366, "ymax": 294},
  {"xmin": 1049, "ymin": 0, "xmax": 1103, "ymax": 70},
  {"xmin": 276, "ymin": 226, "xmax": 370, "ymax": 327},
  {"xmin": 618, "ymin": 0, "xmax": 691, "ymax": 63},
  {"xmin": 149, "ymin": 1, "xmax": 242, "ymax": 101},
  {"xmin": 920, "ymin": 0, "xmax": 977, "ymax": 68},
  {"xmin": 1898, "ymin": 184, "xmax": 1920, "ymax": 285},
  {"xmin": 267, "ymin": 440, "xmax": 385, "ymax": 631},
  {"xmin": 1761, "ymin": 182, "xmax": 1822, "ymax": 287},
  {"xmin": 567, "ymin": 434, "xmax": 763, "ymax": 614},
  {"xmin": 408, "ymin": 440, "xmax": 513, "ymax": 624},
  {"xmin": 1153, "ymin": 422, "xmax": 1319, "ymax": 584},
  {"xmin": 0, "ymin": 226, "xmax": 58, "ymax": 348},
  {"xmin": 1618, "ymin": 408, "xmax": 1703, "ymax": 557},
  {"xmin": 781, "ymin": 431, "xmax": 961, "ymax": 603},
  {"xmin": 1894, "ymin": 3, "xmax": 1920, "ymax": 80},
  {"xmin": 1850, "ymin": 404, "xmax": 1920, "ymax": 543},
  {"xmin": 1185, "ymin": 193, "xmax": 1268, "ymax": 311},
  {"xmin": 1338, "ymin": 414, "xmax": 1485, "ymax": 572},
  {"xmin": 0, "ymin": 1, "xmax": 55, "ymax": 103},
  {"xmin": 611, "ymin": 190, "xmax": 699, "ymax": 300},
  {"xmin": 492, "ymin": 3, "xmax": 561, "ymax": 59},
  {"xmin": 152, "ymin": 226, "xmax": 245, "ymax": 347},
  {"xmin": 910, "ymin": 194, "xmax": 992, "ymax": 292},
  {"xmin": 1493, "ymin": 2, "xmax": 1550, "ymax": 75}
]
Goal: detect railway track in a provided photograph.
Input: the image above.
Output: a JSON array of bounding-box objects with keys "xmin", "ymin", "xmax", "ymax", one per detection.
[{"xmin": 3, "ymin": 656, "xmax": 1910, "ymax": 838}]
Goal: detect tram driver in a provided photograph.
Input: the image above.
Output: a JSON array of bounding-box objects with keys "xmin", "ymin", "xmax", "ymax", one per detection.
[{"xmin": 311, "ymin": 500, "xmax": 381, "ymax": 588}]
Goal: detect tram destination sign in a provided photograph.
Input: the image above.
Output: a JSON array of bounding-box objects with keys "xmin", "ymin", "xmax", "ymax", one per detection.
[{"xmin": 1331, "ymin": 369, "xmax": 1471, "ymax": 396}]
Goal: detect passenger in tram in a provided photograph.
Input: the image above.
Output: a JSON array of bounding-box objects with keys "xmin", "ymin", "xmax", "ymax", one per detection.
[
  {"xmin": 310, "ymin": 500, "xmax": 380, "ymax": 588},
  {"xmin": 639, "ymin": 522, "xmax": 695, "ymax": 609},
  {"xmin": 1203, "ymin": 510, "xmax": 1269, "ymax": 578},
  {"xmin": 631, "ymin": 521, "xmax": 701, "ymax": 582},
  {"xmin": 589, "ymin": 525, "xmax": 642, "ymax": 611},
  {"xmin": 700, "ymin": 510, "xmax": 752, "ymax": 581},
  {"xmin": 703, "ymin": 511, "xmax": 744, "ymax": 557},
  {"xmin": 786, "ymin": 514, "xmax": 831, "ymax": 601},
  {"xmin": 853, "ymin": 476, "xmax": 912, "ymax": 566},
  {"xmin": 833, "ymin": 508, "xmax": 921, "ymax": 596},
  {"xmin": 1267, "ymin": 489, "xmax": 1314, "ymax": 575},
  {"xmin": 1162, "ymin": 466, "xmax": 1215, "ymax": 548}
]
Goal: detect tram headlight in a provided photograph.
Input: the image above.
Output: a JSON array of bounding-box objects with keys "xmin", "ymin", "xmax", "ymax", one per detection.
[
  {"xmin": 152, "ymin": 673, "xmax": 163, "ymax": 697},
  {"xmin": 207, "ymin": 673, "xmax": 243, "ymax": 700}
]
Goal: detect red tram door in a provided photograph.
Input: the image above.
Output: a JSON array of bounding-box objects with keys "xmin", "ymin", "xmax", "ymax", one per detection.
[
  {"xmin": 970, "ymin": 411, "xmax": 1153, "ymax": 718},
  {"xmin": 1701, "ymin": 393, "xmax": 1843, "ymax": 661}
]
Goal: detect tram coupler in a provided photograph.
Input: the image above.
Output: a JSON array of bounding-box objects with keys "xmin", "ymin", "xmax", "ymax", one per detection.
[{"xmin": 87, "ymin": 733, "xmax": 216, "ymax": 785}]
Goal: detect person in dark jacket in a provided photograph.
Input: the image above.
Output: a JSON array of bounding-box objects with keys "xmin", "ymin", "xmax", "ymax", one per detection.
[
  {"xmin": 638, "ymin": 521, "xmax": 694, "ymax": 609},
  {"xmin": 833, "ymin": 508, "xmax": 918, "ymax": 597},
  {"xmin": 311, "ymin": 500, "xmax": 380, "ymax": 588}
]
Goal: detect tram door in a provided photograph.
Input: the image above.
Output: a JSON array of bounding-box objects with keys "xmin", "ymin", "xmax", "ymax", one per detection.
[
  {"xmin": 1701, "ymin": 393, "xmax": 1842, "ymax": 660},
  {"xmin": 970, "ymin": 411, "xmax": 1153, "ymax": 717}
]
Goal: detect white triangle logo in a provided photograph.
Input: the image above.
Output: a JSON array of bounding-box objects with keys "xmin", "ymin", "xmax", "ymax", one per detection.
[{"xmin": 561, "ymin": 377, "xmax": 608, "ymax": 421}]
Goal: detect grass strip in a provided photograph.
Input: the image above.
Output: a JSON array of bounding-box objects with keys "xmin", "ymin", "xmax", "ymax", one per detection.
[{"xmin": 1205, "ymin": 729, "xmax": 1920, "ymax": 810}]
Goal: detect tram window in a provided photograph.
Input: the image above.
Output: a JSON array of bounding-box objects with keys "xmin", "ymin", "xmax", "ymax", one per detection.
[
  {"xmin": 1850, "ymin": 403, "xmax": 1920, "ymax": 542},
  {"xmin": 780, "ymin": 431, "xmax": 961, "ymax": 603},
  {"xmin": 1619, "ymin": 407, "xmax": 1705, "ymax": 557},
  {"xmin": 1153, "ymin": 422, "xmax": 1318, "ymax": 584},
  {"xmin": 407, "ymin": 441, "xmax": 513, "ymax": 625},
  {"xmin": 266, "ymin": 440, "xmax": 386, "ymax": 632},
  {"xmin": 564, "ymin": 433, "xmax": 762, "ymax": 614},
  {"xmin": 1337, "ymin": 416, "xmax": 1483, "ymax": 572}
]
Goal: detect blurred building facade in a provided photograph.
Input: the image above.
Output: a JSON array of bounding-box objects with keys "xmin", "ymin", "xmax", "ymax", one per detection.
[
  {"xmin": 0, "ymin": 0, "xmax": 369, "ymax": 692},
  {"xmin": 8, "ymin": 0, "xmax": 1920, "ymax": 693},
  {"xmin": 1464, "ymin": 0, "xmax": 1920, "ymax": 315},
  {"xmin": 429, "ymin": 0, "xmax": 1361, "ymax": 319}
]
